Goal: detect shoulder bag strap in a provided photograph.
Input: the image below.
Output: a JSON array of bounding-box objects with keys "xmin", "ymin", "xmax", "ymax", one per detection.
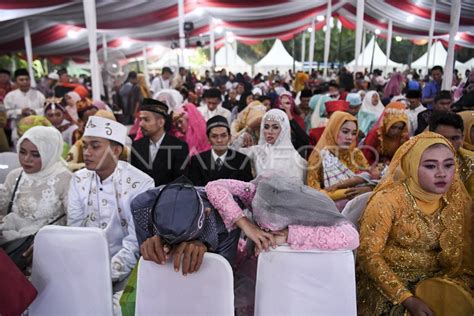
[{"xmin": 7, "ymin": 171, "xmax": 23, "ymax": 214}]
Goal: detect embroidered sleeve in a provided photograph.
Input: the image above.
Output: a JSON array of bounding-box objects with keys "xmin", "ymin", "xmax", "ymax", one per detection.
[
  {"xmin": 287, "ymin": 223, "xmax": 359, "ymax": 250},
  {"xmin": 353, "ymin": 148, "xmax": 370, "ymax": 170},
  {"xmin": 357, "ymin": 192, "xmax": 413, "ymax": 304},
  {"xmin": 0, "ymin": 169, "xmax": 17, "ymax": 216},
  {"xmin": 205, "ymin": 179, "xmax": 256, "ymax": 231}
]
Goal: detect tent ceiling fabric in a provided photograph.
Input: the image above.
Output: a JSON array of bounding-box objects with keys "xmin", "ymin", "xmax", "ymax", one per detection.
[{"xmin": 0, "ymin": 0, "xmax": 473, "ymax": 59}]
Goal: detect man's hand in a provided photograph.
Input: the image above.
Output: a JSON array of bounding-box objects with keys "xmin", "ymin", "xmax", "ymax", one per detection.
[
  {"xmin": 140, "ymin": 236, "xmax": 167, "ymax": 265},
  {"xmin": 170, "ymin": 241, "xmax": 207, "ymax": 276}
]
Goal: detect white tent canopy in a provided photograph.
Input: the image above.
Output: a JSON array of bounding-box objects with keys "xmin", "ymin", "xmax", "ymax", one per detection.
[
  {"xmin": 214, "ymin": 44, "xmax": 251, "ymax": 74},
  {"xmin": 347, "ymin": 36, "xmax": 403, "ymax": 71},
  {"xmin": 255, "ymin": 39, "xmax": 301, "ymax": 74},
  {"xmin": 411, "ymin": 40, "xmax": 465, "ymax": 70}
]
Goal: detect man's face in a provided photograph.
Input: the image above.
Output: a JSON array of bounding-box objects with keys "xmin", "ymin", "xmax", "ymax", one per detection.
[
  {"xmin": 208, "ymin": 126, "xmax": 230, "ymax": 155},
  {"xmin": 59, "ymin": 73, "xmax": 69, "ymax": 83},
  {"xmin": 205, "ymin": 97, "xmax": 220, "ymax": 111},
  {"xmin": 347, "ymin": 105, "xmax": 361, "ymax": 116},
  {"xmin": 229, "ymin": 90, "xmax": 237, "ymax": 100},
  {"xmin": 46, "ymin": 109, "xmax": 64, "ymax": 128},
  {"xmin": 300, "ymin": 97, "xmax": 311, "ymax": 109},
  {"xmin": 328, "ymin": 86, "xmax": 339, "ymax": 98},
  {"xmin": 0, "ymin": 73, "xmax": 10, "ymax": 84},
  {"xmin": 434, "ymin": 125, "xmax": 463, "ymax": 152},
  {"xmin": 16, "ymin": 75, "xmax": 30, "ymax": 91},
  {"xmin": 432, "ymin": 69, "xmax": 443, "ymax": 82},
  {"xmin": 236, "ymin": 84, "xmax": 245, "ymax": 95},
  {"xmin": 139, "ymin": 111, "xmax": 165, "ymax": 137},
  {"xmin": 83, "ymin": 136, "xmax": 120, "ymax": 172},
  {"xmin": 162, "ymin": 71, "xmax": 171, "ymax": 80},
  {"xmin": 433, "ymin": 98, "xmax": 452, "ymax": 112},
  {"xmin": 407, "ymin": 97, "xmax": 421, "ymax": 109}
]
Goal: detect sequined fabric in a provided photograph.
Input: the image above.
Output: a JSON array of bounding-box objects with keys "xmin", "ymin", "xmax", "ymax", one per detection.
[{"xmin": 356, "ymin": 181, "xmax": 471, "ymax": 315}]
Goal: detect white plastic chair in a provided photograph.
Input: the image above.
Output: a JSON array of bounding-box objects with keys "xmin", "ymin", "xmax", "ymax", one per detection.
[
  {"xmin": 0, "ymin": 152, "xmax": 20, "ymax": 184},
  {"xmin": 341, "ymin": 191, "xmax": 372, "ymax": 229},
  {"xmin": 29, "ymin": 226, "xmax": 113, "ymax": 316},
  {"xmin": 135, "ymin": 253, "xmax": 234, "ymax": 316},
  {"xmin": 255, "ymin": 246, "xmax": 357, "ymax": 316}
]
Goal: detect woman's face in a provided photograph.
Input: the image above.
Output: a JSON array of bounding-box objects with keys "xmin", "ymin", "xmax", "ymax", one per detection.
[
  {"xmin": 174, "ymin": 116, "xmax": 188, "ymax": 134},
  {"xmin": 336, "ymin": 121, "xmax": 358, "ymax": 149},
  {"xmin": 65, "ymin": 94, "xmax": 75, "ymax": 107},
  {"xmin": 19, "ymin": 139, "xmax": 42, "ymax": 174},
  {"xmin": 246, "ymin": 94, "xmax": 254, "ymax": 105},
  {"xmin": 280, "ymin": 95, "xmax": 291, "ymax": 106},
  {"xmin": 263, "ymin": 120, "xmax": 281, "ymax": 145},
  {"xmin": 387, "ymin": 122, "xmax": 405, "ymax": 138},
  {"xmin": 418, "ymin": 144, "xmax": 455, "ymax": 194},
  {"xmin": 371, "ymin": 93, "xmax": 379, "ymax": 106}
]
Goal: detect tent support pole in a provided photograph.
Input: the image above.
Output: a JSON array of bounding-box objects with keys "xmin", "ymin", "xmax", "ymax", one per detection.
[
  {"xmin": 443, "ymin": 0, "xmax": 460, "ymax": 90},
  {"xmin": 308, "ymin": 17, "xmax": 316, "ymax": 71},
  {"xmin": 384, "ymin": 20, "xmax": 392, "ymax": 75},
  {"xmin": 426, "ymin": 0, "xmax": 437, "ymax": 73},
  {"xmin": 323, "ymin": 0, "xmax": 332, "ymax": 78},
  {"xmin": 354, "ymin": 0, "xmax": 365, "ymax": 75},
  {"xmin": 178, "ymin": 0, "xmax": 185, "ymax": 67},
  {"xmin": 83, "ymin": 0, "xmax": 101, "ymax": 100},
  {"xmin": 23, "ymin": 20, "xmax": 36, "ymax": 87}
]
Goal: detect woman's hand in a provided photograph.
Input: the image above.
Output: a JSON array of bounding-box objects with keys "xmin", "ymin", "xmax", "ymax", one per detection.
[
  {"xmin": 402, "ymin": 296, "xmax": 434, "ymax": 316},
  {"xmin": 325, "ymin": 183, "xmax": 341, "ymax": 192},
  {"xmin": 344, "ymin": 185, "xmax": 372, "ymax": 200},
  {"xmin": 22, "ymin": 245, "xmax": 34, "ymax": 266},
  {"xmin": 236, "ymin": 217, "xmax": 276, "ymax": 254},
  {"xmin": 241, "ymin": 132, "xmax": 254, "ymax": 147},
  {"xmin": 273, "ymin": 229, "xmax": 288, "ymax": 246}
]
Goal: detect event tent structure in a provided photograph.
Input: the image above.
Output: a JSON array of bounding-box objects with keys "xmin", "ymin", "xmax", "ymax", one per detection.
[
  {"xmin": 254, "ymin": 39, "xmax": 301, "ymax": 74},
  {"xmin": 411, "ymin": 40, "xmax": 466, "ymax": 70},
  {"xmin": 347, "ymin": 36, "xmax": 404, "ymax": 71},
  {"xmin": 214, "ymin": 44, "xmax": 251, "ymax": 74},
  {"xmin": 0, "ymin": 0, "xmax": 472, "ymax": 97}
]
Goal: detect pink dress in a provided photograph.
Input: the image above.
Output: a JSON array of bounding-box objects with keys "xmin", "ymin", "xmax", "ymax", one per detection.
[
  {"xmin": 205, "ymin": 179, "xmax": 359, "ymax": 251},
  {"xmin": 205, "ymin": 179, "xmax": 359, "ymax": 315}
]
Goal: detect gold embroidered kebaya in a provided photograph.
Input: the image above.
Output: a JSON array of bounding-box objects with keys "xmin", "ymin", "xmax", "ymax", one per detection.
[
  {"xmin": 307, "ymin": 111, "xmax": 369, "ymax": 190},
  {"xmin": 356, "ymin": 132, "xmax": 473, "ymax": 315}
]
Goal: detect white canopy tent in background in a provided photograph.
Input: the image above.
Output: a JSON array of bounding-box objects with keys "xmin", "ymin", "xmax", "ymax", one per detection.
[
  {"xmin": 214, "ymin": 44, "xmax": 251, "ymax": 75},
  {"xmin": 411, "ymin": 40, "xmax": 466, "ymax": 71},
  {"xmin": 254, "ymin": 39, "xmax": 302, "ymax": 74},
  {"xmin": 1, "ymin": 0, "xmax": 474, "ymax": 97},
  {"xmin": 347, "ymin": 36, "xmax": 404, "ymax": 72}
]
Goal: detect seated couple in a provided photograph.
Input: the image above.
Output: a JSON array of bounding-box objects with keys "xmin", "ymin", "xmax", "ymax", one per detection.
[{"xmin": 131, "ymin": 172, "xmax": 360, "ymax": 275}]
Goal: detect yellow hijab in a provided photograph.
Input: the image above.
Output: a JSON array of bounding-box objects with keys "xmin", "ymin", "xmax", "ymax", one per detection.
[
  {"xmin": 315, "ymin": 111, "xmax": 358, "ymax": 151},
  {"xmin": 374, "ymin": 132, "xmax": 459, "ymax": 209},
  {"xmin": 459, "ymin": 111, "xmax": 474, "ymax": 151},
  {"xmin": 312, "ymin": 111, "xmax": 363, "ymax": 172}
]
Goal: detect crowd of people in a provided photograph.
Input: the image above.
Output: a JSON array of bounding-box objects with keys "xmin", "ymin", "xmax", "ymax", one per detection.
[{"xmin": 0, "ymin": 63, "xmax": 473, "ymax": 315}]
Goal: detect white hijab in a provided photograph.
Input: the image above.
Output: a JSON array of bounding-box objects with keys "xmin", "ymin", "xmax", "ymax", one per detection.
[
  {"xmin": 253, "ymin": 109, "xmax": 307, "ymax": 182},
  {"xmin": 153, "ymin": 89, "xmax": 184, "ymax": 113},
  {"xmin": 17, "ymin": 126, "xmax": 67, "ymax": 181},
  {"xmin": 360, "ymin": 91, "xmax": 384, "ymax": 118}
]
